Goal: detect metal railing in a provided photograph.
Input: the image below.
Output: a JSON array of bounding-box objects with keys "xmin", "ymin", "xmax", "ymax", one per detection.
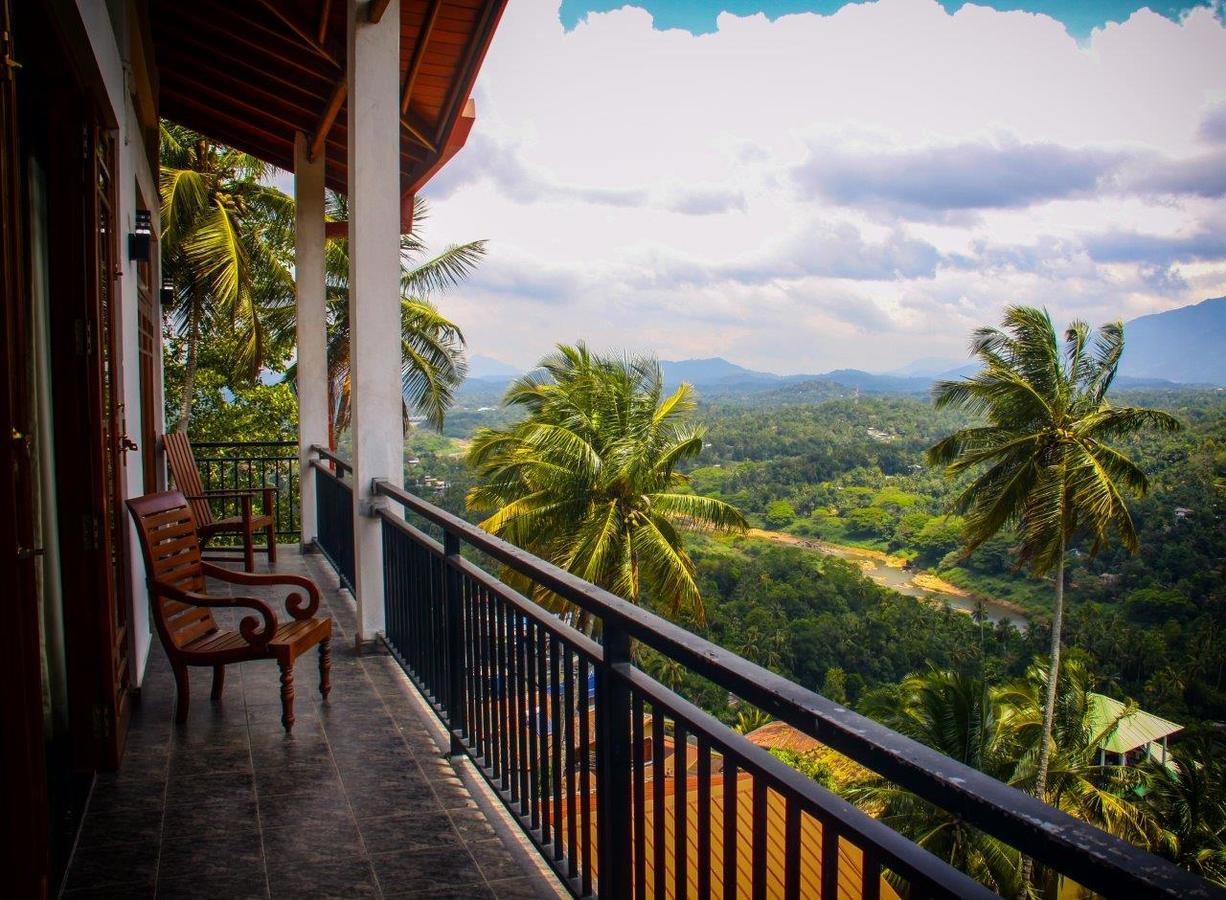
[
  {"xmin": 192, "ymin": 440, "xmax": 299, "ymax": 541},
  {"xmin": 309, "ymin": 457, "xmax": 1214, "ymax": 899},
  {"xmin": 310, "ymin": 445, "xmax": 354, "ymax": 592}
]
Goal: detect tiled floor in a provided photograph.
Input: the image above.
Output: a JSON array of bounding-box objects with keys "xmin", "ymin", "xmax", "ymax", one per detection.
[{"xmin": 62, "ymin": 546, "xmax": 562, "ymax": 899}]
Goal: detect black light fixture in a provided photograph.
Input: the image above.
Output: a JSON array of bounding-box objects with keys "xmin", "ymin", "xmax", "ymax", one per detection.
[
  {"xmin": 128, "ymin": 209, "xmax": 152, "ymax": 262},
  {"xmin": 160, "ymin": 277, "xmax": 174, "ymax": 305}
]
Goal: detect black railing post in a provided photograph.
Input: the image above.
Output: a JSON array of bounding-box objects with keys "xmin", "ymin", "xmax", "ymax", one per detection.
[
  {"xmin": 596, "ymin": 624, "xmax": 633, "ymax": 899},
  {"xmin": 444, "ymin": 529, "xmax": 466, "ymax": 758}
]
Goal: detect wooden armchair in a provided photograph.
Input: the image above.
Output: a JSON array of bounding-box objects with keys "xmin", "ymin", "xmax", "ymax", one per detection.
[
  {"xmin": 163, "ymin": 431, "xmax": 277, "ymax": 572},
  {"xmin": 126, "ymin": 490, "xmax": 332, "ymax": 731}
]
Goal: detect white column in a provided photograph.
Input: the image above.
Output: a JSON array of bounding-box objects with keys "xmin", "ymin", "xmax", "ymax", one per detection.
[
  {"xmin": 348, "ymin": 0, "xmax": 403, "ymax": 641},
  {"xmin": 294, "ymin": 132, "xmax": 328, "ymax": 547}
]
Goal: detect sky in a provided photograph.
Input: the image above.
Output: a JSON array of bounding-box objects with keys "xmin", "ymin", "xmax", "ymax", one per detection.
[{"xmin": 417, "ymin": 0, "xmax": 1226, "ymax": 374}]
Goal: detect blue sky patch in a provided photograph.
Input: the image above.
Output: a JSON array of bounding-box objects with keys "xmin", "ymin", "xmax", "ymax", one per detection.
[{"xmin": 557, "ymin": 1, "xmax": 1217, "ymax": 40}]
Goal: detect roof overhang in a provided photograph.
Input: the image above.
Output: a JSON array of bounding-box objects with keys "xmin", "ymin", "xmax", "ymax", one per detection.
[{"xmin": 150, "ymin": 0, "xmax": 506, "ymax": 232}]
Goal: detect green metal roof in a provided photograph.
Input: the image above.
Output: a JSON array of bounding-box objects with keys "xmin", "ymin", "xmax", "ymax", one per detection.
[{"xmin": 1085, "ymin": 693, "xmax": 1182, "ymax": 754}]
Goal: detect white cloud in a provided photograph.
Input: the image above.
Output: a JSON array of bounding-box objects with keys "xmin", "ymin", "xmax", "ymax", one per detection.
[{"xmin": 418, "ymin": 0, "xmax": 1226, "ymax": 373}]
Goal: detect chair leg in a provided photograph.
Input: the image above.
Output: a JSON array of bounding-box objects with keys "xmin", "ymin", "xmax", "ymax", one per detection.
[
  {"xmin": 278, "ymin": 658, "xmax": 295, "ymax": 732},
  {"xmin": 172, "ymin": 661, "xmax": 190, "ymax": 724},
  {"xmin": 319, "ymin": 639, "xmax": 332, "ymax": 699},
  {"xmin": 210, "ymin": 664, "xmax": 225, "ymax": 701},
  {"xmin": 244, "ymin": 524, "xmax": 256, "ymax": 572},
  {"xmin": 267, "ymin": 522, "xmax": 278, "ymax": 564}
]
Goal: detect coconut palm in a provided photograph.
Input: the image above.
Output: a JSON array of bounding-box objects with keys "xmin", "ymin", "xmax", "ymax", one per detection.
[
  {"xmin": 849, "ymin": 669, "xmax": 1026, "ymax": 895},
  {"xmin": 159, "ymin": 123, "xmax": 295, "ymax": 431},
  {"xmin": 316, "ymin": 192, "xmax": 483, "ymax": 443},
  {"xmin": 1142, "ymin": 737, "xmax": 1226, "ymax": 886},
  {"xmin": 465, "ymin": 344, "xmax": 747, "ymax": 628},
  {"xmin": 926, "ymin": 306, "xmax": 1181, "ymax": 810}
]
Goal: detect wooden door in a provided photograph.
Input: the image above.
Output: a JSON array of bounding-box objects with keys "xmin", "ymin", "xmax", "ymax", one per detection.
[
  {"xmin": 89, "ymin": 127, "xmax": 131, "ymax": 767},
  {"xmin": 137, "ymin": 227, "xmax": 159, "ymax": 492},
  {"xmin": 0, "ymin": 0, "xmax": 53, "ymax": 893}
]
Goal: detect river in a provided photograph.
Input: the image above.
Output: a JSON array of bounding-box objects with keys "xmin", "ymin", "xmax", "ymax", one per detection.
[{"xmin": 746, "ymin": 529, "xmax": 1030, "ymax": 630}]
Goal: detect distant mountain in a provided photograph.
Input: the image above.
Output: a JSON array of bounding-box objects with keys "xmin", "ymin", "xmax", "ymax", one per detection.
[
  {"xmin": 1119, "ymin": 297, "xmax": 1226, "ymax": 386},
  {"xmin": 887, "ymin": 356, "xmax": 966, "ymax": 377},
  {"xmin": 467, "ymin": 354, "xmax": 520, "ymax": 380},
  {"xmin": 659, "ymin": 357, "xmax": 781, "ymax": 387}
]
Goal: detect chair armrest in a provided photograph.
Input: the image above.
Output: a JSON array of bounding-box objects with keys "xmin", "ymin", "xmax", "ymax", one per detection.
[
  {"xmin": 200, "ymin": 562, "xmax": 321, "ymax": 620},
  {"xmin": 153, "ymin": 579, "xmax": 278, "ymax": 647},
  {"xmin": 186, "ymin": 489, "xmax": 272, "ymax": 499}
]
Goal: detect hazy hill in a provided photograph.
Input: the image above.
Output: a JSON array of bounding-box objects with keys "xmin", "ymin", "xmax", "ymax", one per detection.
[{"xmin": 1118, "ymin": 297, "xmax": 1226, "ymax": 386}]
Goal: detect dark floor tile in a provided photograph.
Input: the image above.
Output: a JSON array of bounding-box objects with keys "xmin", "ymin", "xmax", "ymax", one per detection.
[
  {"xmin": 75, "ymin": 796, "xmax": 164, "ymax": 849},
  {"xmin": 357, "ymin": 807, "xmax": 461, "ymax": 855},
  {"xmin": 384, "ymin": 886, "xmax": 496, "ymax": 899},
  {"xmin": 165, "ymin": 769, "xmax": 255, "ymax": 808},
  {"xmin": 257, "ymin": 784, "xmax": 352, "ymax": 828},
  {"xmin": 62, "ymin": 839, "xmax": 158, "ymax": 893},
  {"xmin": 348, "ymin": 780, "xmax": 441, "ymax": 821},
  {"xmin": 489, "ymin": 877, "xmax": 552, "ymax": 899},
  {"xmin": 254, "ymin": 760, "xmax": 340, "ymax": 798},
  {"xmin": 157, "ymin": 827, "xmax": 263, "ymax": 881},
  {"xmin": 447, "ymin": 806, "xmax": 497, "ymax": 844},
  {"xmin": 162, "ymin": 794, "xmax": 259, "ymax": 838},
  {"xmin": 261, "ymin": 812, "xmax": 363, "ymax": 861},
  {"xmin": 473, "ymin": 842, "xmax": 534, "ymax": 884},
  {"xmin": 369, "ymin": 845, "xmax": 484, "ymax": 896},
  {"xmin": 170, "ymin": 744, "xmax": 252, "ymax": 776},
  {"xmin": 156, "ymin": 867, "xmax": 269, "ymax": 899},
  {"xmin": 63, "ymin": 882, "xmax": 156, "ymax": 899},
  {"xmin": 266, "ymin": 859, "xmax": 379, "ymax": 899}
]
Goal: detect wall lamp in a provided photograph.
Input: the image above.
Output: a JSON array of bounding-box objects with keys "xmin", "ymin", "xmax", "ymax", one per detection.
[
  {"xmin": 128, "ymin": 209, "xmax": 152, "ymax": 262},
  {"xmin": 160, "ymin": 278, "xmax": 174, "ymax": 305}
]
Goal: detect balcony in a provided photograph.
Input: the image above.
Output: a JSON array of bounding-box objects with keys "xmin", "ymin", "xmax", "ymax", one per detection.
[
  {"xmin": 61, "ymin": 544, "xmax": 561, "ymax": 899},
  {"xmin": 63, "ymin": 444, "xmax": 1215, "ymax": 899}
]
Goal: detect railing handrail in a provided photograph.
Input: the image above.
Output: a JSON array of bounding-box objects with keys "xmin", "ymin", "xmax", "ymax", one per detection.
[
  {"xmin": 372, "ymin": 476, "xmax": 1215, "ymax": 899},
  {"xmin": 310, "ymin": 444, "xmax": 353, "ymax": 476},
  {"xmin": 191, "ymin": 439, "xmax": 297, "ymax": 448}
]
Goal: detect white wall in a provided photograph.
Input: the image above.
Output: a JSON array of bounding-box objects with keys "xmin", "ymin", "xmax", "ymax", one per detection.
[{"xmin": 80, "ymin": 0, "xmax": 159, "ymax": 686}]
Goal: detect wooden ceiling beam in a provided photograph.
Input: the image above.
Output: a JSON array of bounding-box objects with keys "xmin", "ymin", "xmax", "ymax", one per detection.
[
  {"xmin": 401, "ymin": 0, "xmax": 444, "ymax": 116},
  {"xmin": 157, "ymin": 26, "xmax": 329, "ymax": 106},
  {"xmin": 168, "ymin": 10, "xmax": 331, "ymax": 83},
  {"xmin": 160, "ymin": 89, "xmax": 294, "ymax": 166},
  {"xmin": 249, "ymin": 0, "xmax": 338, "ymax": 65},
  {"xmin": 368, "ymin": 0, "xmax": 394, "ymax": 24},
  {"xmin": 156, "ymin": 50, "xmax": 323, "ymax": 123},
  {"xmin": 400, "ymin": 112, "xmax": 437, "ymax": 154},
  {"xmin": 317, "ymin": 0, "xmax": 333, "ymax": 45},
  {"xmin": 310, "ymin": 78, "xmax": 348, "ymax": 162}
]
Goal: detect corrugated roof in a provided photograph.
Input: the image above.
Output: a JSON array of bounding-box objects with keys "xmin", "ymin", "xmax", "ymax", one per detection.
[{"xmin": 1085, "ymin": 693, "xmax": 1182, "ymax": 754}]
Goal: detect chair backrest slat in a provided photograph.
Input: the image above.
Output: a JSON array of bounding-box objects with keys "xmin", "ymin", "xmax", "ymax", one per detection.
[
  {"xmin": 163, "ymin": 432, "xmax": 212, "ymax": 527},
  {"xmin": 126, "ymin": 490, "xmax": 218, "ymax": 649}
]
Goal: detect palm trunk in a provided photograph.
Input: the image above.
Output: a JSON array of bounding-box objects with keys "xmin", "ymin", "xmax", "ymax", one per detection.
[
  {"xmin": 176, "ymin": 305, "xmax": 200, "ymax": 434},
  {"xmin": 1021, "ymin": 535, "xmax": 1066, "ymax": 890}
]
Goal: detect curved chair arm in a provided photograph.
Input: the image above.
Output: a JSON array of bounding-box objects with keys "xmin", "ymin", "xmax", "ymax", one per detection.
[
  {"xmin": 186, "ymin": 488, "xmax": 275, "ymax": 499},
  {"xmin": 200, "ymin": 563, "xmax": 321, "ymax": 620},
  {"xmin": 153, "ymin": 579, "xmax": 278, "ymax": 647}
]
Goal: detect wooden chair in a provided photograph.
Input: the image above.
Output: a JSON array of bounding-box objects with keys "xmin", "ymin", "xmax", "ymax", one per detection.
[
  {"xmin": 126, "ymin": 490, "xmax": 332, "ymax": 731},
  {"xmin": 163, "ymin": 431, "xmax": 277, "ymax": 572}
]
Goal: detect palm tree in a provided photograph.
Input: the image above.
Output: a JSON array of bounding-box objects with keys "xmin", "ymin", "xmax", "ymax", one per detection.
[
  {"xmin": 1143, "ymin": 737, "xmax": 1226, "ymax": 886},
  {"xmin": 159, "ymin": 124, "xmax": 295, "ymax": 431},
  {"xmin": 465, "ymin": 344, "xmax": 747, "ymax": 629},
  {"xmin": 849, "ymin": 669, "xmax": 1025, "ymax": 895},
  {"xmin": 926, "ymin": 306, "xmax": 1181, "ymax": 808},
  {"xmin": 316, "ymin": 193, "xmax": 483, "ymax": 443}
]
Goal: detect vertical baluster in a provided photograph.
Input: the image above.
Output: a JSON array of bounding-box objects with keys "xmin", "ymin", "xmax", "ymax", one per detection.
[
  {"xmin": 526, "ymin": 620, "xmax": 540, "ymax": 831},
  {"xmin": 723, "ymin": 758, "xmax": 738, "ymax": 900},
  {"xmin": 632, "ymin": 693, "xmax": 646, "ymax": 900},
  {"xmin": 538, "ymin": 625, "xmax": 551, "ymax": 845},
  {"xmin": 751, "ymin": 776, "xmax": 767, "ymax": 900},
  {"xmin": 564, "ymin": 646, "xmax": 578, "ymax": 880},
  {"xmin": 862, "ymin": 848, "xmax": 881, "ymax": 900},
  {"xmin": 495, "ymin": 598, "xmax": 510, "ymax": 794},
  {"xmin": 784, "ymin": 797, "xmax": 801, "ymax": 900},
  {"xmin": 550, "ymin": 634, "xmax": 564, "ymax": 861},
  {"xmin": 821, "ymin": 815, "xmax": 839, "ymax": 900},
  {"xmin": 697, "ymin": 741, "xmax": 711, "ymax": 900},
  {"xmin": 595, "ymin": 625, "xmax": 632, "ymax": 900},
  {"xmin": 675, "ymin": 722, "xmax": 688, "ymax": 900},
  {"xmin": 517, "ymin": 613, "xmax": 531, "ymax": 817},
  {"xmin": 652, "ymin": 704, "xmax": 666, "ymax": 900},
  {"xmin": 444, "ymin": 529, "xmax": 465, "ymax": 755},
  {"xmin": 463, "ymin": 576, "xmax": 477, "ymax": 753},
  {"xmin": 578, "ymin": 656, "xmax": 593, "ymax": 897}
]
